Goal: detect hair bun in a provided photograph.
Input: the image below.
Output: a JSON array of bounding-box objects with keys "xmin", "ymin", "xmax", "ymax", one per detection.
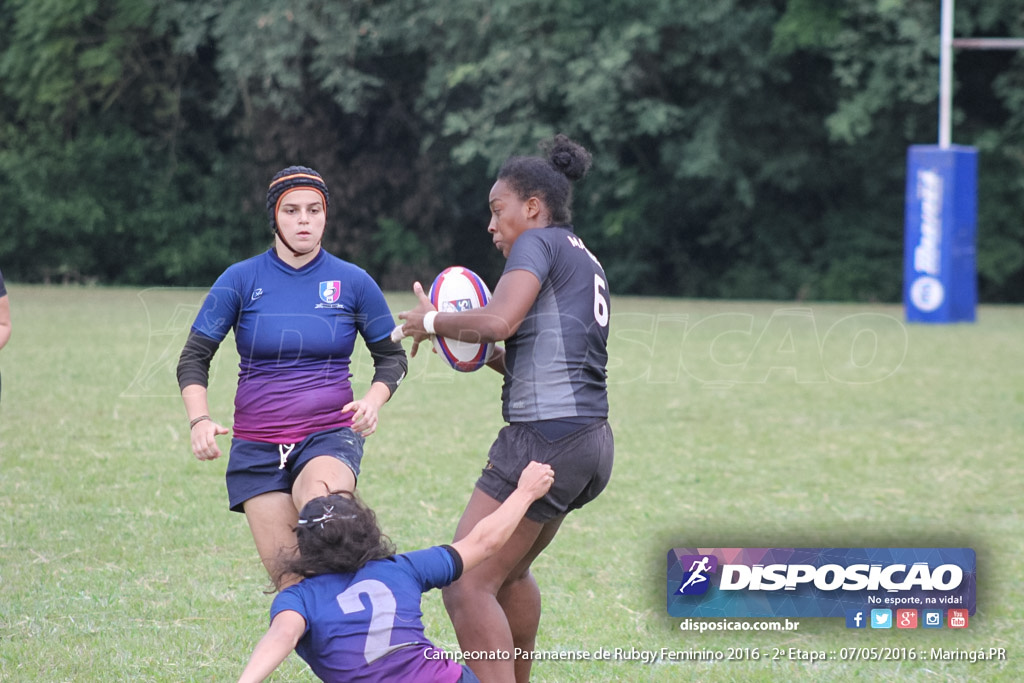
[{"xmin": 544, "ymin": 134, "xmax": 592, "ymax": 182}]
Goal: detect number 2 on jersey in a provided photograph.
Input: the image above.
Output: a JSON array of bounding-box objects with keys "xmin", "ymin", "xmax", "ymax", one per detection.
[{"xmin": 337, "ymin": 579, "xmax": 399, "ymax": 664}]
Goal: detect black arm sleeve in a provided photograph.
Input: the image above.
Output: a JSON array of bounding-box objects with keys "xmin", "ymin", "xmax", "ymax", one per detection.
[
  {"xmin": 441, "ymin": 544, "xmax": 465, "ymax": 581},
  {"xmin": 176, "ymin": 330, "xmax": 222, "ymax": 391},
  {"xmin": 366, "ymin": 336, "xmax": 408, "ymax": 397}
]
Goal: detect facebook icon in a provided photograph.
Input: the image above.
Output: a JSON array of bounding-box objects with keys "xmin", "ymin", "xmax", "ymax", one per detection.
[{"xmin": 845, "ymin": 609, "xmax": 867, "ymax": 629}]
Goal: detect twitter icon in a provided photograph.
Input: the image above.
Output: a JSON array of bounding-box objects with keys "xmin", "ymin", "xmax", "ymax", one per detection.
[{"xmin": 870, "ymin": 609, "xmax": 892, "ymax": 629}]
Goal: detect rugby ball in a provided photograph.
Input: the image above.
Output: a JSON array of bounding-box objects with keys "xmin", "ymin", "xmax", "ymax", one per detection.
[{"xmin": 429, "ymin": 266, "xmax": 493, "ymax": 372}]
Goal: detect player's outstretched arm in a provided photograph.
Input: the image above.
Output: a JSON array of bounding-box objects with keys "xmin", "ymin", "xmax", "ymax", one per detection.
[
  {"xmin": 451, "ymin": 461, "xmax": 554, "ymax": 571},
  {"xmin": 238, "ymin": 610, "xmax": 306, "ymax": 683}
]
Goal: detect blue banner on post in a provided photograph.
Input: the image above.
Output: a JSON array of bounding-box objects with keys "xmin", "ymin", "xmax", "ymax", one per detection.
[{"xmin": 903, "ymin": 145, "xmax": 977, "ymax": 323}]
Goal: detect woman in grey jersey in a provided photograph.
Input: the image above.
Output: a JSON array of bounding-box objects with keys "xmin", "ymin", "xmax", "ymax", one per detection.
[{"xmin": 398, "ymin": 134, "xmax": 614, "ymax": 683}]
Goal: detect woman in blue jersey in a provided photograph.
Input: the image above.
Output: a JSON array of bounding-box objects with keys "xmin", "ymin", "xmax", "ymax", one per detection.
[
  {"xmin": 177, "ymin": 167, "xmax": 408, "ymax": 589},
  {"xmin": 398, "ymin": 135, "xmax": 613, "ymax": 682},
  {"xmin": 238, "ymin": 461, "xmax": 555, "ymax": 683},
  {"xmin": 0, "ymin": 267, "xmax": 10, "ymax": 402}
]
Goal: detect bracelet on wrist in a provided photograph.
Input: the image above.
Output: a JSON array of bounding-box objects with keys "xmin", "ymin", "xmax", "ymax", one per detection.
[
  {"xmin": 423, "ymin": 310, "xmax": 438, "ymax": 335},
  {"xmin": 190, "ymin": 415, "xmax": 211, "ymax": 429}
]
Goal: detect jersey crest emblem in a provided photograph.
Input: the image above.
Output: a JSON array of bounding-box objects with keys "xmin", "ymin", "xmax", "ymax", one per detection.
[{"xmin": 319, "ymin": 280, "xmax": 341, "ymax": 304}]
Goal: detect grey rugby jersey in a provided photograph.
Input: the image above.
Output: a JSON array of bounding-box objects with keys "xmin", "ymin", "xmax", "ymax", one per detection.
[{"xmin": 501, "ymin": 226, "xmax": 610, "ymax": 422}]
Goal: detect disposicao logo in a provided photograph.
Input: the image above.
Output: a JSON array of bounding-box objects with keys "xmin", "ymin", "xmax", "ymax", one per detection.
[{"xmin": 667, "ymin": 548, "xmax": 976, "ymax": 619}]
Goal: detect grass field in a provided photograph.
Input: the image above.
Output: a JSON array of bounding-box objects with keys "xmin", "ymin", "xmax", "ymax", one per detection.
[{"xmin": 0, "ymin": 285, "xmax": 1020, "ymax": 682}]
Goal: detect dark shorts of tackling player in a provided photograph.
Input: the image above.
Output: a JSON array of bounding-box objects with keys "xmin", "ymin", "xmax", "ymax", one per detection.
[
  {"xmin": 476, "ymin": 419, "xmax": 613, "ymax": 523},
  {"xmin": 225, "ymin": 426, "xmax": 364, "ymax": 513}
]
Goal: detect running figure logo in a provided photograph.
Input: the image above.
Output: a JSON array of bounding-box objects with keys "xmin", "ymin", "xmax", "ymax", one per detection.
[{"xmin": 676, "ymin": 554, "xmax": 718, "ymax": 595}]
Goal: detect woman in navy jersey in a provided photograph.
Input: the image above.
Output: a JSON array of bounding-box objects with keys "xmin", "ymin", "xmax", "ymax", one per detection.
[
  {"xmin": 398, "ymin": 135, "xmax": 614, "ymax": 682},
  {"xmin": 177, "ymin": 167, "xmax": 407, "ymax": 589},
  {"xmin": 238, "ymin": 461, "xmax": 554, "ymax": 683}
]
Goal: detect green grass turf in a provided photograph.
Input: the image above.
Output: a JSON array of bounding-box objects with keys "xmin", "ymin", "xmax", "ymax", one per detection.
[{"xmin": 0, "ymin": 285, "xmax": 1020, "ymax": 681}]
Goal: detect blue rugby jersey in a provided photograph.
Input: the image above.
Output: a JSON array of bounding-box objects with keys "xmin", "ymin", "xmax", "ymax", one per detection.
[
  {"xmin": 191, "ymin": 249, "xmax": 397, "ymax": 443},
  {"xmin": 271, "ymin": 547, "xmax": 464, "ymax": 683},
  {"xmin": 501, "ymin": 226, "xmax": 610, "ymax": 422}
]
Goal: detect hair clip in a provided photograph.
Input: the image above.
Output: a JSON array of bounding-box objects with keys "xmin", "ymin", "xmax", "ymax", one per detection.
[{"xmin": 299, "ymin": 504, "xmax": 357, "ymax": 528}]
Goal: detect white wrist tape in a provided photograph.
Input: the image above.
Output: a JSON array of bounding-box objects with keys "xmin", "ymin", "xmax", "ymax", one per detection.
[{"xmin": 423, "ymin": 311, "xmax": 438, "ymax": 335}]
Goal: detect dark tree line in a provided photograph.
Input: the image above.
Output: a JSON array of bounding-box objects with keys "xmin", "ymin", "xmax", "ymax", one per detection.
[{"xmin": 1, "ymin": 0, "xmax": 1021, "ymax": 301}]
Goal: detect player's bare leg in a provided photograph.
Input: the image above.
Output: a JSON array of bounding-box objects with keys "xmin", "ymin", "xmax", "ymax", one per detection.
[
  {"xmin": 292, "ymin": 455, "xmax": 357, "ymax": 510},
  {"xmin": 444, "ymin": 488, "xmax": 561, "ymax": 683},
  {"xmin": 242, "ymin": 458, "xmax": 355, "ymax": 591},
  {"xmin": 498, "ymin": 516, "xmax": 564, "ymax": 682},
  {"xmin": 242, "ymin": 491, "xmax": 301, "ymax": 589}
]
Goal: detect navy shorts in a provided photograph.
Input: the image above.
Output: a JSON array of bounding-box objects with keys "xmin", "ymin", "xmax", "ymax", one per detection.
[
  {"xmin": 225, "ymin": 427, "xmax": 364, "ymax": 512},
  {"xmin": 476, "ymin": 419, "xmax": 614, "ymax": 523}
]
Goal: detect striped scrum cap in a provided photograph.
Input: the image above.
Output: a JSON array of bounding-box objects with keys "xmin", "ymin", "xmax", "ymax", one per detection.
[{"xmin": 266, "ymin": 166, "xmax": 329, "ymax": 229}]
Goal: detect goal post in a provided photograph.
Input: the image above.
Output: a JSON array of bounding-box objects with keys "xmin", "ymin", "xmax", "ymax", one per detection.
[{"xmin": 904, "ymin": 0, "xmax": 1022, "ymax": 323}]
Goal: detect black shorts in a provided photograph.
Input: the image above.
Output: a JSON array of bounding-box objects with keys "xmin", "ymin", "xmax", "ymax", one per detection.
[
  {"xmin": 225, "ymin": 427, "xmax": 364, "ymax": 513},
  {"xmin": 476, "ymin": 419, "xmax": 614, "ymax": 523}
]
